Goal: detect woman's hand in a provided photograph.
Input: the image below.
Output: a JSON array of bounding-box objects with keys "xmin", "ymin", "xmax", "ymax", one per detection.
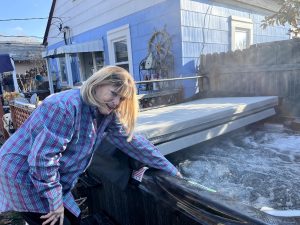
[
  {"xmin": 40, "ymin": 204, "xmax": 64, "ymax": 225},
  {"xmin": 176, "ymin": 171, "xmax": 183, "ymax": 178}
]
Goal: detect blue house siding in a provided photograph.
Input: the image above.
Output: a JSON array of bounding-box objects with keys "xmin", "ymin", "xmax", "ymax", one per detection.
[
  {"xmin": 47, "ymin": 0, "xmax": 181, "ymax": 83},
  {"xmin": 180, "ymin": 0, "xmax": 290, "ymax": 72},
  {"xmin": 46, "ymin": 0, "xmax": 290, "ymax": 98},
  {"xmin": 251, "ymin": 14, "xmax": 289, "ymax": 42},
  {"xmin": 179, "ymin": 0, "xmax": 290, "ymax": 97},
  {"xmin": 129, "ymin": 1, "xmax": 182, "ymax": 80}
]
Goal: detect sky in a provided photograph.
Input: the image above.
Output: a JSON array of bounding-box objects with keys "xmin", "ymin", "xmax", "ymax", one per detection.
[{"xmin": 0, "ymin": 0, "xmax": 52, "ymax": 43}]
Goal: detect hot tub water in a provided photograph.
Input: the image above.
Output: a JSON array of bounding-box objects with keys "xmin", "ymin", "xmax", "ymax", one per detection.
[{"xmin": 170, "ymin": 124, "xmax": 300, "ymax": 216}]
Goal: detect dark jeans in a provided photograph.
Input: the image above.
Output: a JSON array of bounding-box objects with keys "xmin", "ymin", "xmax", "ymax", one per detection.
[{"xmin": 20, "ymin": 208, "xmax": 81, "ymax": 225}]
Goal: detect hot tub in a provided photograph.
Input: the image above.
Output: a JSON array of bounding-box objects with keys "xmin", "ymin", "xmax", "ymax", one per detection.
[{"xmin": 81, "ymin": 123, "xmax": 300, "ymax": 225}]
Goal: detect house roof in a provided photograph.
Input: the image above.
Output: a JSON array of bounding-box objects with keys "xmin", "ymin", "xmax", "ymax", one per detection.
[
  {"xmin": 42, "ymin": 0, "xmax": 57, "ymax": 46},
  {"xmin": 216, "ymin": 0, "xmax": 280, "ymax": 13},
  {"xmin": 237, "ymin": 0, "xmax": 279, "ymax": 11},
  {"xmin": 0, "ymin": 42, "xmax": 44, "ymax": 61}
]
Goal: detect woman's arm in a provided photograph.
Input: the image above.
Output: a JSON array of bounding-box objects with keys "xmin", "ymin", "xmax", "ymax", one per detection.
[
  {"xmin": 105, "ymin": 114, "xmax": 178, "ymax": 176},
  {"xmin": 28, "ymin": 101, "xmax": 75, "ymax": 212}
]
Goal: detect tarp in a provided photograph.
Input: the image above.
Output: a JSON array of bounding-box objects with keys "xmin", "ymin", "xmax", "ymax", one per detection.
[{"xmin": 0, "ymin": 54, "xmax": 13, "ymax": 73}]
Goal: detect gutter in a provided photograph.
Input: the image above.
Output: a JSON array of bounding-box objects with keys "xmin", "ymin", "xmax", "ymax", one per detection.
[{"xmin": 214, "ymin": 0, "xmax": 280, "ymax": 14}]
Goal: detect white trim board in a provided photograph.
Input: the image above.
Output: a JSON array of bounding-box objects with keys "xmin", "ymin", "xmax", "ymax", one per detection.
[{"xmin": 157, "ymin": 108, "xmax": 275, "ymax": 155}]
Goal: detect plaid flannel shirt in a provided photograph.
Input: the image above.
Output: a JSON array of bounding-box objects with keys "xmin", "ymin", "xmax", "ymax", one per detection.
[{"xmin": 0, "ymin": 89, "xmax": 178, "ymax": 216}]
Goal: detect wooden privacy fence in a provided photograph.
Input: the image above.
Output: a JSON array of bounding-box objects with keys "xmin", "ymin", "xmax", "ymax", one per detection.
[{"xmin": 200, "ymin": 38, "xmax": 300, "ymax": 117}]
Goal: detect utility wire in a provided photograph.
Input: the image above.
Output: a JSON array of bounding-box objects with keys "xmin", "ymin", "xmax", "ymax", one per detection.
[
  {"xmin": 0, "ymin": 17, "xmax": 64, "ymax": 39},
  {"xmin": 0, "ymin": 34, "xmax": 60, "ymax": 39},
  {"xmin": 0, "ymin": 17, "xmax": 48, "ymax": 22},
  {"xmin": 0, "ymin": 17, "xmax": 63, "ymax": 22}
]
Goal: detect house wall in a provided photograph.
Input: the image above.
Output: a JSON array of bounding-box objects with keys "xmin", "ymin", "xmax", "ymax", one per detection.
[
  {"xmin": 46, "ymin": 0, "xmax": 290, "ymax": 98},
  {"xmin": 180, "ymin": 0, "xmax": 289, "ymax": 73},
  {"xmin": 47, "ymin": 0, "xmax": 181, "ymax": 82},
  {"xmin": 48, "ymin": 0, "xmax": 168, "ymax": 47},
  {"xmin": 15, "ymin": 62, "xmax": 36, "ymax": 75},
  {"xmin": 179, "ymin": 0, "xmax": 290, "ymax": 97}
]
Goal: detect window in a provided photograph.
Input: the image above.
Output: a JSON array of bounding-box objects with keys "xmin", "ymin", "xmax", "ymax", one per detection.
[
  {"xmin": 79, "ymin": 51, "xmax": 104, "ymax": 81},
  {"xmin": 235, "ymin": 28, "xmax": 249, "ymax": 50},
  {"xmin": 58, "ymin": 56, "xmax": 67, "ymax": 84},
  {"xmin": 80, "ymin": 52, "xmax": 94, "ymax": 81},
  {"xmin": 107, "ymin": 24, "xmax": 133, "ymax": 74},
  {"xmin": 94, "ymin": 51, "xmax": 104, "ymax": 71},
  {"xmin": 113, "ymin": 40, "xmax": 129, "ymax": 70},
  {"xmin": 230, "ymin": 16, "xmax": 253, "ymax": 51},
  {"xmin": 70, "ymin": 54, "xmax": 81, "ymax": 84}
]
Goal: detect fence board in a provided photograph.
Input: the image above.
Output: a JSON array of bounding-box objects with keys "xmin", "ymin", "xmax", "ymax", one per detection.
[{"xmin": 201, "ymin": 39, "xmax": 300, "ymax": 117}]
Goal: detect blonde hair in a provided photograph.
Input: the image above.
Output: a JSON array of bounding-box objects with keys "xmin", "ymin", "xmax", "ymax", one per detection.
[{"xmin": 80, "ymin": 66, "xmax": 139, "ymax": 141}]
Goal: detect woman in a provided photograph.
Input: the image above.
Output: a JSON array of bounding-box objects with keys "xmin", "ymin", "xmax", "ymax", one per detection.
[{"xmin": 0, "ymin": 66, "xmax": 181, "ymax": 225}]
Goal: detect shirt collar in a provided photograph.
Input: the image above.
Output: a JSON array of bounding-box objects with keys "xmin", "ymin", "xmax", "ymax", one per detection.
[{"xmin": 89, "ymin": 105, "xmax": 99, "ymax": 119}]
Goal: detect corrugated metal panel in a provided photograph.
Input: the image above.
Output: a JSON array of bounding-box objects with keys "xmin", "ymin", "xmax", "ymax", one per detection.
[
  {"xmin": 42, "ymin": 39, "xmax": 104, "ymax": 57},
  {"xmin": 0, "ymin": 42, "xmax": 44, "ymax": 61}
]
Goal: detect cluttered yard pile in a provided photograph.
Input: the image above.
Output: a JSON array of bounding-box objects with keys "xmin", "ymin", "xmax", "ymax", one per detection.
[{"xmin": 0, "ymin": 91, "xmax": 38, "ymax": 143}]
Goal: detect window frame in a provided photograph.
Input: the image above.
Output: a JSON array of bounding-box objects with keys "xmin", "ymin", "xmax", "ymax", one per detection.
[
  {"xmin": 230, "ymin": 16, "xmax": 253, "ymax": 51},
  {"xmin": 78, "ymin": 51, "xmax": 104, "ymax": 81},
  {"xmin": 107, "ymin": 24, "xmax": 133, "ymax": 74}
]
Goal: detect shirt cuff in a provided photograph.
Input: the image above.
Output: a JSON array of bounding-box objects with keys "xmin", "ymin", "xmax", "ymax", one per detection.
[
  {"xmin": 168, "ymin": 164, "xmax": 179, "ymax": 176},
  {"xmin": 48, "ymin": 192, "xmax": 63, "ymax": 212}
]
